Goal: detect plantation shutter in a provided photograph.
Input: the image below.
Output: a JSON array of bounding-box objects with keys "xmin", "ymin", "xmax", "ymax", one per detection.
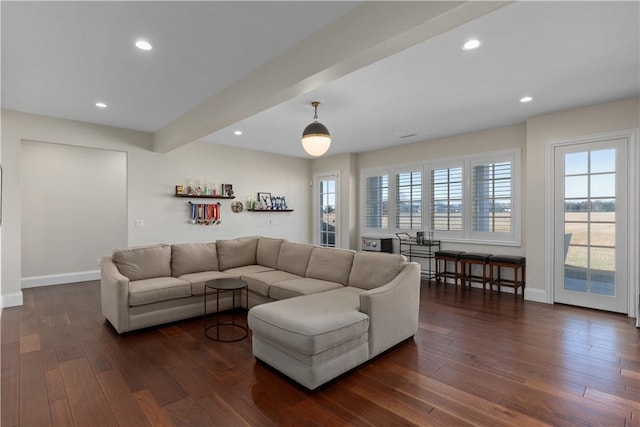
[
  {"xmin": 472, "ymin": 162, "xmax": 512, "ymax": 233},
  {"xmin": 431, "ymin": 167, "xmax": 463, "ymax": 231}
]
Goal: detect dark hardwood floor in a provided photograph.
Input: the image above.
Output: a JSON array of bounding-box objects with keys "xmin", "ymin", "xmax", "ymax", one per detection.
[{"xmin": 2, "ymin": 280, "xmax": 639, "ymax": 426}]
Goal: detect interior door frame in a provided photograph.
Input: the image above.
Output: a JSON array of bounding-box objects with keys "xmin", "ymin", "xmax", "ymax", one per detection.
[{"xmin": 545, "ymin": 129, "xmax": 639, "ymax": 318}]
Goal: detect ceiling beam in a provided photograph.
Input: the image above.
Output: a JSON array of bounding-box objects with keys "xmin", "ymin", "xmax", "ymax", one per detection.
[{"xmin": 153, "ymin": 1, "xmax": 511, "ymax": 153}]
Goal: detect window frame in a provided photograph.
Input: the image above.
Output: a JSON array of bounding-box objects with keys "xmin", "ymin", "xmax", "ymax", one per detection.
[
  {"xmin": 468, "ymin": 151, "xmax": 521, "ymax": 244},
  {"xmin": 360, "ymin": 148, "xmax": 521, "ymax": 245},
  {"xmin": 425, "ymin": 161, "xmax": 465, "ymax": 239},
  {"xmin": 394, "ymin": 166, "xmax": 424, "ymax": 233},
  {"xmin": 361, "ymin": 167, "xmax": 391, "ymax": 235}
]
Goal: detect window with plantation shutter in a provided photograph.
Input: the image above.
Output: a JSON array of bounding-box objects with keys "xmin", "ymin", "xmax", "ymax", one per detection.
[
  {"xmin": 363, "ymin": 172, "xmax": 389, "ymax": 232},
  {"xmin": 360, "ymin": 148, "xmax": 520, "ymax": 245},
  {"xmin": 395, "ymin": 170, "xmax": 422, "ymax": 230},
  {"xmin": 472, "ymin": 161, "xmax": 512, "ymax": 234},
  {"xmin": 431, "ymin": 166, "xmax": 463, "ymax": 233}
]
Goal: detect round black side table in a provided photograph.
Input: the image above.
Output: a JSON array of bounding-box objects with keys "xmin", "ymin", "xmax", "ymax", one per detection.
[{"xmin": 204, "ymin": 277, "xmax": 248, "ymax": 342}]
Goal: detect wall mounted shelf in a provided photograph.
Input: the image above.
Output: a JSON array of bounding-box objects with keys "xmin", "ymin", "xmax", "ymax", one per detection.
[
  {"xmin": 247, "ymin": 209, "xmax": 294, "ymax": 212},
  {"xmin": 175, "ymin": 194, "xmax": 235, "ymax": 199}
]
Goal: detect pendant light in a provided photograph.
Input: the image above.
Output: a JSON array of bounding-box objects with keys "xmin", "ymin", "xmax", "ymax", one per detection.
[{"xmin": 301, "ymin": 101, "xmax": 331, "ymax": 157}]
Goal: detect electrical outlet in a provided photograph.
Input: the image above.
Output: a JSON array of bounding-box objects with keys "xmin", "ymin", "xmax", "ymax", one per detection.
[
  {"xmin": 97, "ymin": 257, "xmax": 102, "ymax": 266},
  {"xmin": 135, "ymin": 219, "xmax": 144, "ymax": 227}
]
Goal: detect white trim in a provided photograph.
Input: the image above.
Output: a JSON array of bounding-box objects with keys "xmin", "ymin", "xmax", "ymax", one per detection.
[
  {"xmin": 544, "ymin": 137, "xmax": 555, "ymax": 304},
  {"xmin": 361, "ymin": 167, "xmax": 391, "ymax": 235},
  {"xmin": 393, "ymin": 166, "xmax": 424, "ymax": 233},
  {"xmin": 545, "ymin": 128, "xmax": 639, "ymax": 316},
  {"xmin": 469, "ymin": 151, "xmax": 521, "ymax": 244},
  {"xmin": 629, "ymin": 129, "xmax": 639, "ymax": 319},
  {"xmin": 21, "ymin": 270, "xmax": 100, "ymax": 288},
  {"xmin": 1, "ymin": 291, "xmax": 24, "ymax": 308},
  {"xmin": 425, "ymin": 161, "xmax": 465, "ymax": 240},
  {"xmin": 524, "ymin": 287, "xmax": 547, "ymax": 304}
]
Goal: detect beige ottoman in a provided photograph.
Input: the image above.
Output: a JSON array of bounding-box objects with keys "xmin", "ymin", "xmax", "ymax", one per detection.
[{"xmin": 247, "ymin": 287, "xmax": 370, "ymax": 390}]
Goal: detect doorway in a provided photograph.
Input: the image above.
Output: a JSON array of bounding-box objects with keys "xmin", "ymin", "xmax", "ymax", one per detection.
[
  {"xmin": 314, "ymin": 172, "xmax": 340, "ymax": 247},
  {"xmin": 551, "ymin": 134, "xmax": 633, "ymax": 313}
]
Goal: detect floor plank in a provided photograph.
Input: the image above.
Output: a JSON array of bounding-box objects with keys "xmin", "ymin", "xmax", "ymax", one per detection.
[
  {"xmin": 19, "ymin": 350, "xmax": 51, "ymax": 426},
  {"xmin": 60, "ymin": 357, "xmax": 118, "ymax": 426},
  {"xmin": 96, "ymin": 369, "xmax": 151, "ymax": 427}
]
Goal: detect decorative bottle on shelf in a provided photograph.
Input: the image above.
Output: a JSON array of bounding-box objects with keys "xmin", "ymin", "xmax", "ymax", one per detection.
[
  {"xmin": 212, "ymin": 183, "xmax": 218, "ymax": 196},
  {"xmin": 187, "ymin": 180, "xmax": 193, "ymax": 195},
  {"xmin": 203, "ymin": 180, "xmax": 209, "ymax": 195}
]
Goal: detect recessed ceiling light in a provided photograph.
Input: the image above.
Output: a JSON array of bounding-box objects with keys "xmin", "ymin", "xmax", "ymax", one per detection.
[
  {"xmin": 520, "ymin": 96, "xmax": 533, "ymax": 103},
  {"xmin": 462, "ymin": 39, "xmax": 482, "ymax": 50},
  {"xmin": 95, "ymin": 102, "xmax": 107, "ymax": 108},
  {"xmin": 234, "ymin": 130, "xmax": 243, "ymax": 136},
  {"xmin": 135, "ymin": 40, "xmax": 152, "ymax": 51}
]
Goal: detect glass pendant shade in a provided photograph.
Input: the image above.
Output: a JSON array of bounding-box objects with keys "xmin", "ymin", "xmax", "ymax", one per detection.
[{"xmin": 301, "ymin": 102, "xmax": 331, "ymax": 157}]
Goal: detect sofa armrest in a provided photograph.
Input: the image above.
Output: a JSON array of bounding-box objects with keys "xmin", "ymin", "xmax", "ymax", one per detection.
[
  {"xmin": 101, "ymin": 256, "xmax": 131, "ymax": 333},
  {"xmin": 359, "ymin": 262, "xmax": 420, "ymax": 357}
]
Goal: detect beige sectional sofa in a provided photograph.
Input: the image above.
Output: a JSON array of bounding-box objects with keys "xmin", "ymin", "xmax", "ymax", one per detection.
[{"xmin": 101, "ymin": 236, "xmax": 421, "ymax": 389}]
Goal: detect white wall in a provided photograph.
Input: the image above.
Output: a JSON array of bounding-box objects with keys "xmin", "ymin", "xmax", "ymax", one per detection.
[
  {"xmin": 135, "ymin": 140, "xmax": 310, "ymax": 245},
  {"xmin": 356, "ymin": 124, "xmax": 527, "ymax": 256},
  {"xmin": 21, "ymin": 141, "xmax": 127, "ymax": 285},
  {"xmin": 1, "ymin": 110, "xmax": 311, "ymax": 307},
  {"xmin": 525, "ymin": 97, "xmax": 640, "ymax": 304}
]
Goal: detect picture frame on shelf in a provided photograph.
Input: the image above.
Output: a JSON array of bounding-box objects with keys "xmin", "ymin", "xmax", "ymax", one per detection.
[
  {"xmin": 257, "ymin": 192, "xmax": 271, "ymax": 209},
  {"xmin": 223, "ymin": 184, "xmax": 234, "ymax": 197}
]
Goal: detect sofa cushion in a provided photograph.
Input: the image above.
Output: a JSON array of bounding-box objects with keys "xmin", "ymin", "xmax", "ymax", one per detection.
[
  {"xmin": 113, "ymin": 244, "xmax": 171, "ymax": 281},
  {"xmin": 248, "ymin": 286, "xmax": 369, "ymax": 355},
  {"xmin": 306, "ymin": 247, "xmax": 355, "ymax": 286},
  {"xmin": 171, "ymin": 242, "xmax": 218, "ymax": 277},
  {"xmin": 216, "ymin": 237, "xmax": 259, "ymax": 270},
  {"xmin": 242, "ymin": 270, "xmax": 302, "ymax": 297},
  {"xmin": 178, "ymin": 270, "xmax": 238, "ymax": 296},
  {"xmin": 223, "ymin": 265, "xmax": 274, "ymax": 276},
  {"xmin": 269, "ymin": 278, "xmax": 344, "ymax": 300},
  {"xmin": 348, "ymin": 252, "xmax": 407, "ymax": 290},
  {"xmin": 129, "ymin": 277, "xmax": 191, "ymax": 306},
  {"xmin": 277, "ymin": 242, "xmax": 314, "ymax": 276},
  {"xmin": 256, "ymin": 237, "xmax": 285, "ymax": 269}
]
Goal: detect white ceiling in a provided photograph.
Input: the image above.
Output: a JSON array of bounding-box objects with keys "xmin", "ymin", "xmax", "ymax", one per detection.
[
  {"xmin": 1, "ymin": 1, "xmax": 360, "ymax": 131},
  {"xmin": 3, "ymin": 1, "xmax": 639, "ymax": 158}
]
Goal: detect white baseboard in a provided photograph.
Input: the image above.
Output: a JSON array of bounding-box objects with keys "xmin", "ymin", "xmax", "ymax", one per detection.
[
  {"xmin": 21, "ymin": 270, "xmax": 100, "ymax": 289},
  {"xmin": 524, "ymin": 287, "xmax": 548, "ymax": 303},
  {"xmin": 1, "ymin": 291, "xmax": 24, "ymax": 308}
]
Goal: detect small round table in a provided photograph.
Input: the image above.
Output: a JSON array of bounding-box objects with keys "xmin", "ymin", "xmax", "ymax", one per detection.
[{"xmin": 204, "ymin": 278, "xmax": 248, "ymax": 342}]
